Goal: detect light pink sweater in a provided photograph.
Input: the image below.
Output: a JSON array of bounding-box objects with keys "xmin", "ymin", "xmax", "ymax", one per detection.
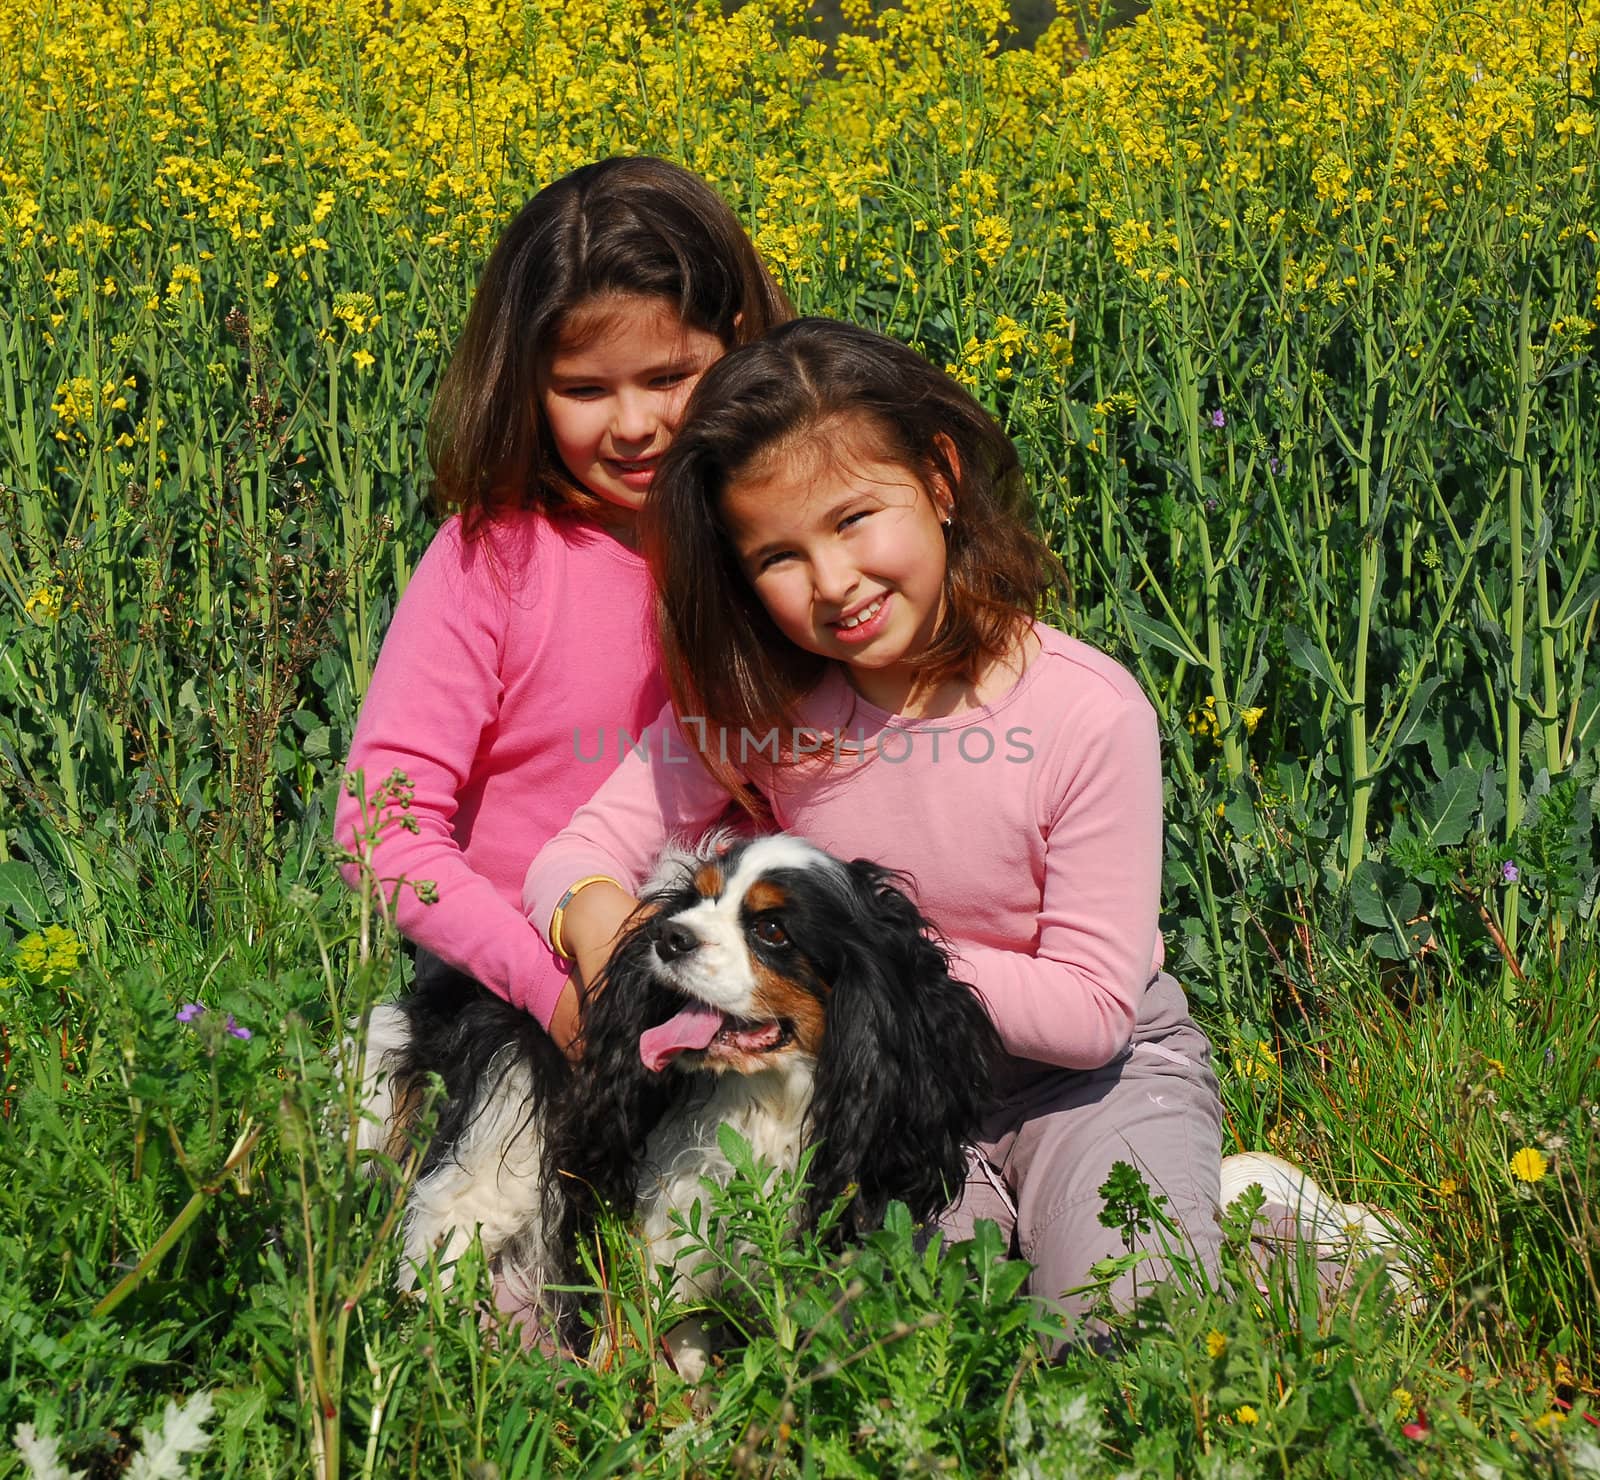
[
  {"xmin": 334, "ymin": 511, "xmax": 668, "ymax": 1026},
  {"xmin": 524, "ymin": 625, "xmax": 1165, "ymax": 1070}
]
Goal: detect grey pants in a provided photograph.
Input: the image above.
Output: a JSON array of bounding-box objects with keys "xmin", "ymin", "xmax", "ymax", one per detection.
[{"xmin": 938, "ymin": 972, "xmax": 1224, "ymax": 1334}]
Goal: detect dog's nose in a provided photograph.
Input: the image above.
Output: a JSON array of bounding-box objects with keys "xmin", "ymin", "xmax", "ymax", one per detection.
[{"xmin": 654, "ymin": 921, "xmax": 699, "ymax": 962}]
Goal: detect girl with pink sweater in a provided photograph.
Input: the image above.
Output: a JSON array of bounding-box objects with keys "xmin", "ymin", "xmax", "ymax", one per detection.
[
  {"xmin": 526, "ymin": 319, "xmax": 1226, "ymax": 1324},
  {"xmin": 335, "ymin": 158, "xmax": 791, "ymax": 1055}
]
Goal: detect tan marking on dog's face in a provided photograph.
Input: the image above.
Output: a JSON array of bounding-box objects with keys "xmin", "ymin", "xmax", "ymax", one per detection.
[
  {"xmin": 749, "ymin": 962, "xmax": 827, "ymax": 1058},
  {"xmin": 692, "ymin": 861, "xmax": 725, "ymax": 899},
  {"xmin": 744, "ymin": 878, "xmax": 788, "ymax": 915}
]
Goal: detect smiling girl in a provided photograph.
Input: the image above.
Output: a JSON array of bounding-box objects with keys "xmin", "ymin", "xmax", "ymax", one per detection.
[
  {"xmin": 334, "ymin": 158, "xmax": 791, "ymax": 1056},
  {"xmin": 526, "ymin": 318, "xmax": 1226, "ymax": 1330}
]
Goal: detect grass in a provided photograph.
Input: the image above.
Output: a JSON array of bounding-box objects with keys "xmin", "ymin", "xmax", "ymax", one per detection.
[{"xmin": 1, "ymin": 851, "xmax": 1596, "ymax": 1476}]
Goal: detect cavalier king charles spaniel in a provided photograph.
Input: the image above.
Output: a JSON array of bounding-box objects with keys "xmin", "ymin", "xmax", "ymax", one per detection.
[{"xmin": 357, "ymin": 834, "xmax": 1002, "ymax": 1374}]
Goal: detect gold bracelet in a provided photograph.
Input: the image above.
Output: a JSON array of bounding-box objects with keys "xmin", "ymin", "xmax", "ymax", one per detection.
[{"xmin": 548, "ymin": 874, "xmax": 622, "ymax": 961}]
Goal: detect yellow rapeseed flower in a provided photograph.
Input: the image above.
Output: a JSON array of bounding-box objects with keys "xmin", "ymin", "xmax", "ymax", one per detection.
[
  {"xmin": 972, "ymin": 212, "xmax": 1012, "ymax": 267},
  {"xmin": 1509, "ymin": 1147, "xmax": 1548, "ymax": 1183},
  {"xmin": 25, "ymin": 585, "xmax": 64, "ymax": 622},
  {"xmin": 11, "ymin": 925, "xmax": 86, "ymax": 988}
]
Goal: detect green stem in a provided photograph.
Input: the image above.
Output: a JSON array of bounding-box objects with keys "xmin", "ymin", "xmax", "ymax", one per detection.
[
  {"xmin": 1532, "ymin": 464, "xmax": 1561, "ymax": 778},
  {"xmin": 1344, "ymin": 326, "xmax": 1380, "ymax": 881},
  {"xmin": 1502, "ymin": 281, "xmax": 1534, "ymax": 973},
  {"xmin": 93, "ymin": 1120, "xmax": 259, "ymax": 1317}
]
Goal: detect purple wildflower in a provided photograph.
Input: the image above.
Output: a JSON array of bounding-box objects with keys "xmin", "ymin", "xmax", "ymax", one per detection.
[
  {"xmin": 176, "ymin": 1002, "xmax": 205, "ymax": 1024},
  {"xmin": 225, "ymin": 1015, "xmax": 252, "ymax": 1041},
  {"xmin": 1210, "ymin": 408, "xmax": 1227, "ymax": 429},
  {"xmin": 1501, "ymin": 861, "xmax": 1519, "ymax": 884},
  {"xmin": 1269, "ymin": 456, "xmax": 1281, "ymax": 474}
]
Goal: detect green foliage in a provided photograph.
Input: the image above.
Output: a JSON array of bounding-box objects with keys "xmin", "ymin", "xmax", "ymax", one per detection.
[{"xmin": 2, "ymin": 856, "xmax": 1593, "ymax": 1478}]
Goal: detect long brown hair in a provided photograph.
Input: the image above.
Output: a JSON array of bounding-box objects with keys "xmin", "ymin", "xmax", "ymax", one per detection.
[
  {"xmin": 427, "ymin": 157, "xmax": 793, "ymax": 532},
  {"xmin": 642, "ymin": 318, "xmax": 1061, "ymax": 788}
]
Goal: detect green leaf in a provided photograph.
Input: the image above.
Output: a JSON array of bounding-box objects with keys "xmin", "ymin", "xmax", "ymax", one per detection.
[
  {"xmin": 1572, "ymin": 673, "xmax": 1600, "ymax": 754},
  {"xmin": 1120, "ymin": 602, "xmax": 1202, "ymax": 665},
  {"xmin": 0, "ymin": 860, "xmax": 50, "ymax": 928},
  {"xmin": 1554, "ymin": 572, "xmax": 1600, "ymax": 630},
  {"xmin": 716, "ymin": 1121, "xmax": 757, "ymax": 1180},
  {"xmin": 1416, "ymin": 763, "xmax": 1480, "ymax": 848},
  {"xmin": 1387, "ymin": 675, "xmax": 1444, "ymax": 752},
  {"xmin": 1223, "ymin": 791, "xmax": 1257, "ymax": 838},
  {"xmin": 1349, "ymin": 860, "xmax": 1396, "ymax": 930},
  {"xmin": 1282, "ymin": 624, "xmax": 1349, "ymax": 702}
]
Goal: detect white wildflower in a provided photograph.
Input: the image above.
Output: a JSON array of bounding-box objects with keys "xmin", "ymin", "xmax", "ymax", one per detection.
[
  {"xmin": 13, "ymin": 1423, "xmax": 76, "ymax": 1480},
  {"xmin": 124, "ymin": 1392, "xmax": 215, "ymax": 1480}
]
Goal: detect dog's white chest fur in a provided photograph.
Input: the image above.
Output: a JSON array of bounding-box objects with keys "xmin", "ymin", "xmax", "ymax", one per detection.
[
  {"xmin": 632, "ymin": 1059, "xmax": 816, "ymax": 1382},
  {"xmin": 639, "ymin": 1059, "xmax": 815, "ymax": 1252}
]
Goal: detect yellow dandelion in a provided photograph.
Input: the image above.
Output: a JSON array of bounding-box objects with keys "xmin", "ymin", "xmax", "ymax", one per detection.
[
  {"xmin": 1229, "ymin": 1037, "xmax": 1278, "ymax": 1083},
  {"xmin": 1206, "ymin": 1329, "xmax": 1228, "ymax": 1358},
  {"xmin": 1509, "ymin": 1147, "xmax": 1548, "ymax": 1183},
  {"xmin": 1234, "ymin": 1405, "xmax": 1260, "ymax": 1425}
]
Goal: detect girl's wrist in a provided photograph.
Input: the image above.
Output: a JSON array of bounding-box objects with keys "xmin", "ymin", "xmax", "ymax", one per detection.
[
  {"xmin": 560, "ymin": 882, "xmax": 640, "ymax": 987},
  {"xmin": 548, "ymin": 874, "xmax": 623, "ymax": 958}
]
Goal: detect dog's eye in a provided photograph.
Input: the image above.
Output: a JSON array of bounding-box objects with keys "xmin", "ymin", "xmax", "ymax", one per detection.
[{"xmin": 751, "ymin": 918, "xmax": 789, "ymax": 947}]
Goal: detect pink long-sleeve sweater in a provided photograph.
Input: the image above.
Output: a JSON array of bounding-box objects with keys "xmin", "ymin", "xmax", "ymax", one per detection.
[
  {"xmin": 524, "ymin": 625, "xmax": 1166, "ymax": 1070},
  {"xmin": 334, "ymin": 510, "xmax": 668, "ymax": 1026}
]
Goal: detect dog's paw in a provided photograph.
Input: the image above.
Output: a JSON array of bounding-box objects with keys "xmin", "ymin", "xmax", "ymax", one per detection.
[
  {"xmin": 663, "ymin": 1316, "xmax": 712, "ymax": 1386},
  {"xmin": 1221, "ymin": 1151, "xmax": 1426, "ymax": 1314}
]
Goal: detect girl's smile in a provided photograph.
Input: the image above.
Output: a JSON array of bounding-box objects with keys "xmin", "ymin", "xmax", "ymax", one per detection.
[
  {"xmin": 722, "ymin": 417, "xmax": 954, "ymax": 715},
  {"xmin": 832, "ymin": 593, "xmax": 890, "ymax": 641}
]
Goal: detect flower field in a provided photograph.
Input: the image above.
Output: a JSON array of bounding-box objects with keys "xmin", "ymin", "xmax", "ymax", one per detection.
[{"xmin": 2, "ymin": 0, "xmax": 1598, "ymax": 1473}]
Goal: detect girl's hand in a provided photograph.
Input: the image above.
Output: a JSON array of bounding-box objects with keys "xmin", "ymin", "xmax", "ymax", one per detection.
[
  {"xmin": 547, "ymin": 980, "xmax": 585, "ymax": 1064},
  {"xmin": 556, "ymin": 876, "xmax": 649, "ymax": 1036},
  {"xmin": 542, "ymin": 882, "xmax": 645, "ymax": 1064},
  {"xmin": 561, "ymin": 880, "xmax": 643, "ymax": 999}
]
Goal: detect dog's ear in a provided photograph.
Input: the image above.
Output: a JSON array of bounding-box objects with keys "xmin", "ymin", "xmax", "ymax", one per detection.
[
  {"xmin": 805, "ymin": 861, "xmax": 1002, "ymax": 1238},
  {"xmin": 543, "ymin": 915, "xmax": 678, "ymax": 1253}
]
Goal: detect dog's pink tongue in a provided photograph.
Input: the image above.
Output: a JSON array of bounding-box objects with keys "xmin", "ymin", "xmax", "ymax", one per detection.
[{"xmin": 640, "ymin": 1003, "xmax": 725, "ymax": 1072}]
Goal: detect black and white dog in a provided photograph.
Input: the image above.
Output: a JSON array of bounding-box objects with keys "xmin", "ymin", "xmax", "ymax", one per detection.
[{"xmin": 357, "ymin": 834, "xmax": 1002, "ymax": 1373}]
